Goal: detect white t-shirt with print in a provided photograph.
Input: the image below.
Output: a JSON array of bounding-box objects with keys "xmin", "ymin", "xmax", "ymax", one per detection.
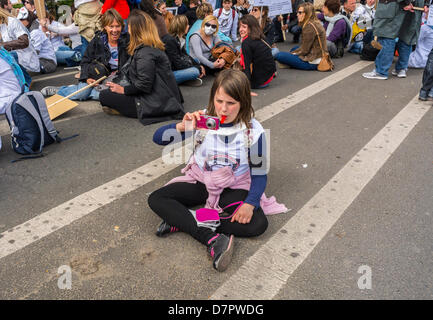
[{"xmin": 194, "ymin": 118, "xmax": 265, "ymax": 177}]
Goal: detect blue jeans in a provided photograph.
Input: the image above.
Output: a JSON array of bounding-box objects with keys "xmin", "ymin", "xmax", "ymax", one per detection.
[
  {"xmin": 375, "ymin": 37, "xmax": 412, "ymax": 77},
  {"xmin": 349, "ymin": 41, "xmax": 363, "ymax": 54},
  {"xmin": 275, "ymin": 49, "xmax": 318, "ymax": 70},
  {"xmin": 56, "ymin": 46, "xmax": 82, "ymax": 66},
  {"xmin": 57, "ymin": 81, "xmax": 100, "ymax": 101},
  {"xmin": 173, "ymin": 67, "xmax": 200, "ymax": 84}
]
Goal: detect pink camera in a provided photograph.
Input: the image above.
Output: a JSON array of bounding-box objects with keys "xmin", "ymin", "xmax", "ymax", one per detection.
[{"xmin": 196, "ymin": 115, "xmax": 220, "ymax": 130}]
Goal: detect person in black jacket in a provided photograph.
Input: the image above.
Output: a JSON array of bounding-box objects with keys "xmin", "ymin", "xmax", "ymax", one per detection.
[
  {"xmin": 238, "ymin": 14, "xmax": 276, "ymax": 89},
  {"xmin": 41, "ymin": 9, "xmax": 129, "ymax": 100},
  {"xmin": 99, "ymin": 10, "xmax": 185, "ymax": 125},
  {"xmin": 164, "ymin": 14, "xmax": 205, "ymax": 86}
]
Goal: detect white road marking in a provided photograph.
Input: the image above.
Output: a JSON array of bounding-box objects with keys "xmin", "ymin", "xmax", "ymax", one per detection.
[
  {"xmin": 30, "ymin": 71, "xmax": 79, "ymax": 83},
  {"xmin": 0, "ymin": 61, "xmax": 373, "ymax": 260},
  {"xmin": 210, "ymin": 96, "xmax": 431, "ymax": 300}
]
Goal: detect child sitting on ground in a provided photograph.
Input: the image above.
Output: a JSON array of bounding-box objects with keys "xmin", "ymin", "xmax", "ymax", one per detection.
[{"xmin": 147, "ymin": 69, "xmax": 287, "ymax": 272}]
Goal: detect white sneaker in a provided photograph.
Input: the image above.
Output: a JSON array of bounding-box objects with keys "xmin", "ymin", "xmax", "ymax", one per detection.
[
  {"xmin": 41, "ymin": 86, "xmax": 59, "ymax": 97},
  {"xmin": 391, "ymin": 69, "xmax": 407, "ymax": 78},
  {"xmin": 362, "ymin": 70, "xmax": 388, "ymax": 80},
  {"xmin": 182, "ymin": 78, "xmax": 202, "ymax": 87}
]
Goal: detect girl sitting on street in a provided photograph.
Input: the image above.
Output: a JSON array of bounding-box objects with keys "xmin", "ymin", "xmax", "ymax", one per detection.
[{"xmin": 148, "ymin": 69, "xmax": 287, "ymax": 272}]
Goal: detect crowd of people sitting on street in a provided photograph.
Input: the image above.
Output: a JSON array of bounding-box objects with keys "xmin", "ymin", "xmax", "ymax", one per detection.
[{"xmin": 2, "ymin": 0, "xmax": 433, "ymax": 272}]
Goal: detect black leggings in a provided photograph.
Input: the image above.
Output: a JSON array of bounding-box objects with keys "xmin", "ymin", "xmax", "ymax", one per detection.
[
  {"xmin": 99, "ymin": 89, "xmax": 137, "ymax": 118},
  {"xmin": 148, "ymin": 182, "xmax": 268, "ymax": 245}
]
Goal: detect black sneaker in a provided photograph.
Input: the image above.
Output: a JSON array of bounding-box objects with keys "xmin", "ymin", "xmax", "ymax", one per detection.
[
  {"xmin": 207, "ymin": 234, "xmax": 234, "ymax": 272},
  {"xmin": 156, "ymin": 221, "xmax": 179, "ymax": 237}
]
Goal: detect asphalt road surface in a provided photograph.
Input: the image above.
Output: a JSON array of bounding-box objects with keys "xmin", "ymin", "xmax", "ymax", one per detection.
[{"xmin": 0, "ymin": 41, "xmax": 432, "ymax": 300}]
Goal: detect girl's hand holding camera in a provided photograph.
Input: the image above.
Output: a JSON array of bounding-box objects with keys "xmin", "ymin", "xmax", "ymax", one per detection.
[
  {"xmin": 176, "ymin": 110, "xmax": 205, "ymax": 132},
  {"xmin": 231, "ymin": 203, "xmax": 254, "ymax": 224}
]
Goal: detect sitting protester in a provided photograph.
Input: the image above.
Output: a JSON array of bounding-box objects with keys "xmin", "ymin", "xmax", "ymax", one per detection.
[
  {"xmin": 250, "ymin": 6, "xmax": 276, "ymax": 49},
  {"xmin": 17, "ymin": 7, "xmax": 57, "ymax": 74},
  {"xmin": 185, "ymin": 0, "xmax": 199, "ymax": 27},
  {"xmin": 41, "ymin": 9, "xmax": 129, "ymax": 101},
  {"xmin": 0, "ymin": 47, "xmax": 25, "ymax": 115},
  {"xmin": 189, "ymin": 15, "xmax": 226, "ymax": 74},
  {"xmin": 164, "ymin": 14, "xmax": 205, "ymax": 86},
  {"xmin": 39, "ymin": 13, "xmax": 83, "ymax": 67},
  {"xmin": 0, "ymin": 7, "xmax": 39, "ymax": 85},
  {"xmin": 213, "ymin": 0, "xmax": 239, "ymax": 42},
  {"xmin": 140, "ymin": 0, "xmax": 168, "ymax": 39},
  {"xmin": 238, "ymin": 14, "xmax": 276, "ymax": 89},
  {"xmin": 148, "ymin": 69, "xmax": 287, "ymax": 272},
  {"xmin": 409, "ymin": 11, "xmax": 433, "ymax": 69},
  {"xmin": 275, "ymin": 2, "xmax": 328, "ymax": 70},
  {"xmin": 348, "ymin": 0, "xmax": 375, "ymax": 54},
  {"xmin": 175, "ymin": 0, "xmax": 188, "ymax": 15},
  {"xmin": 156, "ymin": 0, "xmax": 174, "ymax": 31},
  {"xmin": 234, "ymin": 0, "xmax": 252, "ymax": 19},
  {"xmin": 186, "ymin": 2, "xmax": 232, "ymax": 56},
  {"xmin": 99, "ymin": 10, "xmax": 185, "ymax": 124},
  {"xmin": 317, "ymin": 0, "xmax": 352, "ymax": 58}
]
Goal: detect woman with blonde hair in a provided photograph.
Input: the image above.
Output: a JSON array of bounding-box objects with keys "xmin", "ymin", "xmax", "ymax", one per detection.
[
  {"xmin": 99, "ymin": 10, "xmax": 184, "ymax": 125},
  {"xmin": 189, "ymin": 15, "xmax": 225, "ymax": 74},
  {"xmin": 185, "ymin": 2, "xmax": 232, "ymax": 55},
  {"xmin": 164, "ymin": 14, "xmax": 205, "ymax": 86},
  {"xmin": 275, "ymin": 2, "xmax": 328, "ymax": 70}
]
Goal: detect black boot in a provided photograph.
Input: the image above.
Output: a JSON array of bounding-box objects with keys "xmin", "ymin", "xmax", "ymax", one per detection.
[
  {"xmin": 207, "ymin": 234, "xmax": 234, "ymax": 272},
  {"xmin": 156, "ymin": 221, "xmax": 179, "ymax": 237}
]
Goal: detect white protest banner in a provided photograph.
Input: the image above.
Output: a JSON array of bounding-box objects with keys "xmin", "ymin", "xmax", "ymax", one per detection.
[
  {"xmin": 427, "ymin": 5, "xmax": 433, "ymax": 26},
  {"xmin": 253, "ymin": 0, "xmax": 293, "ymax": 16}
]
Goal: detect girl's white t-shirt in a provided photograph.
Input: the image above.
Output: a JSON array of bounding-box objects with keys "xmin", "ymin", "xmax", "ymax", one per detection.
[{"xmin": 194, "ymin": 118, "xmax": 264, "ymax": 177}]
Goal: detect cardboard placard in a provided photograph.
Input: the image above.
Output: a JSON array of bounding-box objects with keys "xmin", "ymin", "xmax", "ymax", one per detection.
[
  {"xmin": 46, "ymin": 94, "xmax": 78, "ymax": 120},
  {"xmin": 34, "ymin": 0, "xmax": 46, "ymax": 20},
  {"xmin": 252, "ymin": 0, "xmax": 293, "ymax": 16}
]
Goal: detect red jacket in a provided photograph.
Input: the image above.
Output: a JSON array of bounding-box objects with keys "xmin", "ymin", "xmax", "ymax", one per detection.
[{"xmin": 101, "ymin": 0, "xmax": 130, "ymax": 20}]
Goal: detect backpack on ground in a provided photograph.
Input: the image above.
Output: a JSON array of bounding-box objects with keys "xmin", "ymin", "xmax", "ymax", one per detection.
[{"xmin": 5, "ymin": 91, "xmax": 76, "ymax": 161}]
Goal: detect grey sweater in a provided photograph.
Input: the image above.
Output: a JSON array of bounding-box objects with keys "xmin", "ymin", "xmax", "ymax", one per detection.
[{"xmin": 188, "ymin": 31, "xmax": 221, "ymax": 69}]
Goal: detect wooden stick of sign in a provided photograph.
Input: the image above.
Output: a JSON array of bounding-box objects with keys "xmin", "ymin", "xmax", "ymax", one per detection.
[
  {"xmin": 280, "ymin": 15, "xmax": 286, "ymax": 41},
  {"xmin": 34, "ymin": 0, "xmax": 46, "ymax": 20},
  {"xmin": 48, "ymin": 76, "xmax": 107, "ymax": 108},
  {"xmin": 46, "ymin": 76, "xmax": 107, "ymax": 120}
]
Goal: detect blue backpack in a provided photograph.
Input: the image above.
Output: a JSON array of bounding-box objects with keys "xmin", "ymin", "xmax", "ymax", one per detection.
[{"xmin": 5, "ymin": 91, "xmax": 77, "ymax": 161}]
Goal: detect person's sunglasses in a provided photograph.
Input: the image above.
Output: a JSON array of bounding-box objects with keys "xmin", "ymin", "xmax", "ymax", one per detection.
[
  {"xmin": 297, "ymin": 11, "xmax": 305, "ymax": 14},
  {"xmin": 252, "ymin": 8, "xmax": 259, "ymax": 12},
  {"xmin": 205, "ymin": 22, "xmax": 217, "ymax": 30}
]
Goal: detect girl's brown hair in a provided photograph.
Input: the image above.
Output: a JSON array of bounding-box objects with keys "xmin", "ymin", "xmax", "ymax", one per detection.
[
  {"xmin": 101, "ymin": 8, "xmax": 124, "ymax": 30},
  {"xmin": 206, "ymin": 70, "xmax": 254, "ymax": 128},
  {"xmin": 168, "ymin": 14, "xmax": 188, "ymax": 37},
  {"xmin": 127, "ymin": 10, "xmax": 165, "ymax": 55},
  {"xmin": 239, "ymin": 14, "xmax": 264, "ymax": 41},
  {"xmin": 298, "ymin": 2, "xmax": 317, "ymax": 28}
]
